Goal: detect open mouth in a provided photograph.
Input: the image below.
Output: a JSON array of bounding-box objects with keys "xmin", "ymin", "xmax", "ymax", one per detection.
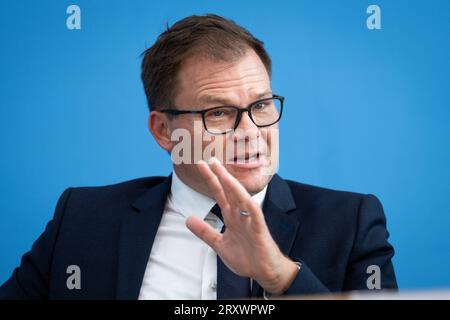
[{"xmin": 231, "ymin": 152, "xmax": 260, "ymax": 163}]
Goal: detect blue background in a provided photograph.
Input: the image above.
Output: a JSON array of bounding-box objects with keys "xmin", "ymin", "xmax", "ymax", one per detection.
[{"xmin": 1, "ymin": 0, "xmax": 449, "ymax": 290}]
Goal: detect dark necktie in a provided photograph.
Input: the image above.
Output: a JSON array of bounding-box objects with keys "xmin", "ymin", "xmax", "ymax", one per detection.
[{"xmin": 210, "ymin": 204, "xmax": 251, "ymax": 299}]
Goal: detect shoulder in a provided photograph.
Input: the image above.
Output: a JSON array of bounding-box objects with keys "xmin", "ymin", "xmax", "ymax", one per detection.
[
  {"xmin": 281, "ymin": 177, "xmax": 383, "ymax": 219},
  {"xmin": 284, "ymin": 178, "xmax": 367, "ymax": 202},
  {"xmin": 65, "ymin": 176, "xmax": 167, "ymax": 203},
  {"xmin": 279, "ymin": 177, "xmax": 388, "ymax": 244},
  {"xmin": 54, "ymin": 176, "xmax": 168, "ymax": 225}
]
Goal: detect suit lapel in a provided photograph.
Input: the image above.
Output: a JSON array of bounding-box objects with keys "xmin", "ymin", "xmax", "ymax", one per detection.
[
  {"xmin": 114, "ymin": 173, "xmax": 299, "ymax": 299},
  {"xmin": 115, "ymin": 175, "xmax": 172, "ymax": 299},
  {"xmin": 251, "ymin": 174, "xmax": 300, "ymax": 297}
]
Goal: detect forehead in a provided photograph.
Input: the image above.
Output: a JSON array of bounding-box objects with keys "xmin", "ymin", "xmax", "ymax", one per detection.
[{"xmin": 175, "ymin": 49, "xmax": 271, "ymax": 107}]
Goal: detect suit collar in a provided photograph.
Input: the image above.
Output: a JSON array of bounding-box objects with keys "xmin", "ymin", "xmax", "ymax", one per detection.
[
  {"xmin": 251, "ymin": 174, "xmax": 300, "ymax": 297},
  {"xmin": 116, "ymin": 174, "xmax": 172, "ymax": 299},
  {"xmin": 131, "ymin": 175, "xmax": 172, "ymax": 212},
  {"xmin": 170, "ymin": 170, "xmax": 217, "ymax": 220},
  {"xmin": 264, "ymin": 174, "xmax": 296, "ymax": 213}
]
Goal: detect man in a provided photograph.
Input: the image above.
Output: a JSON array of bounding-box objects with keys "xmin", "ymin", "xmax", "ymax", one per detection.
[{"xmin": 0, "ymin": 14, "xmax": 397, "ymax": 299}]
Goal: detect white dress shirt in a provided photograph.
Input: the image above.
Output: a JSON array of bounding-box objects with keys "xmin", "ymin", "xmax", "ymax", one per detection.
[{"xmin": 138, "ymin": 171, "xmax": 267, "ymax": 300}]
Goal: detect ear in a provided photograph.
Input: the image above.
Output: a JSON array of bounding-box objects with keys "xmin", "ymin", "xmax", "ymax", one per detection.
[{"xmin": 148, "ymin": 111, "xmax": 173, "ymax": 153}]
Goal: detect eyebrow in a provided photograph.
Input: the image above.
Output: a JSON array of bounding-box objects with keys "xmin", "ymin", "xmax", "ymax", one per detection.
[{"xmin": 197, "ymin": 90, "xmax": 273, "ymax": 106}]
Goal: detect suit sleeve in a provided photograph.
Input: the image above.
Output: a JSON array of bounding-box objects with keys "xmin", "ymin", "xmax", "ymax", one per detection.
[
  {"xmin": 342, "ymin": 194, "xmax": 397, "ymax": 290},
  {"xmin": 281, "ymin": 194, "xmax": 397, "ymax": 296},
  {"xmin": 0, "ymin": 188, "xmax": 73, "ymax": 299}
]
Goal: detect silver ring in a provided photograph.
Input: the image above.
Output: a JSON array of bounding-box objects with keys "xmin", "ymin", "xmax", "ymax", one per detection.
[{"xmin": 240, "ymin": 211, "xmax": 250, "ymax": 217}]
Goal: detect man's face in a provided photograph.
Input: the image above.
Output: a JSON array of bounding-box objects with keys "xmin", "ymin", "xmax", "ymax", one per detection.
[{"xmin": 165, "ymin": 49, "xmax": 278, "ymax": 195}]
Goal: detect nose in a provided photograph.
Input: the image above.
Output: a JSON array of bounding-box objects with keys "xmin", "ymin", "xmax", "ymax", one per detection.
[{"xmin": 232, "ymin": 111, "xmax": 260, "ymax": 142}]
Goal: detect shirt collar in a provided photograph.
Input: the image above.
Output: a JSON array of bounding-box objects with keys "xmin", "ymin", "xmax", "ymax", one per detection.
[{"xmin": 169, "ymin": 171, "xmax": 267, "ymax": 220}]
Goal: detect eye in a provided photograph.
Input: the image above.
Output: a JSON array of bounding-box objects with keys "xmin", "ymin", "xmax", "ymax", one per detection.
[
  {"xmin": 206, "ymin": 108, "xmax": 232, "ymax": 120},
  {"xmin": 253, "ymin": 102, "xmax": 266, "ymax": 110},
  {"xmin": 212, "ymin": 110, "xmax": 225, "ymax": 117}
]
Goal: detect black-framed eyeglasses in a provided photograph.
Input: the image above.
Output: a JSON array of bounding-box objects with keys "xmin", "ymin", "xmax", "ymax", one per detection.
[{"xmin": 160, "ymin": 95, "xmax": 284, "ymax": 135}]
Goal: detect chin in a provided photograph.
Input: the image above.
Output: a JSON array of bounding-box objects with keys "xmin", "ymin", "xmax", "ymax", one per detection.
[{"xmin": 225, "ymin": 165, "xmax": 273, "ymax": 194}]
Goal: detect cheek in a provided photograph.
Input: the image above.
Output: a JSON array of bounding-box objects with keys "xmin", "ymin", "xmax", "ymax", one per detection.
[
  {"xmin": 261, "ymin": 127, "xmax": 278, "ymax": 151},
  {"xmin": 201, "ymin": 134, "xmax": 227, "ymax": 162},
  {"xmin": 178, "ymin": 119, "xmax": 205, "ymax": 149}
]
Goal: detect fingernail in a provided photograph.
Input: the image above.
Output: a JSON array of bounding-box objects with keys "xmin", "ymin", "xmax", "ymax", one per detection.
[{"xmin": 208, "ymin": 157, "xmax": 217, "ymax": 165}]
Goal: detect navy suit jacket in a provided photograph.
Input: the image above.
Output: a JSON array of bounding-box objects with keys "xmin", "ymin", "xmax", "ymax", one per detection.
[{"xmin": 0, "ymin": 174, "xmax": 397, "ymax": 299}]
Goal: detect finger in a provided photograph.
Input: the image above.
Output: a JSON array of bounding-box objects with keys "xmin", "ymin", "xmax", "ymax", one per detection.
[
  {"xmin": 204, "ymin": 158, "xmax": 246, "ymax": 225},
  {"xmin": 185, "ymin": 215, "xmax": 223, "ymax": 253},
  {"xmin": 209, "ymin": 157, "xmax": 253, "ymax": 209},
  {"xmin": 208, "ymin": 158, "xmax": 246, "ymax": 202},
  {"xmin": 197, "ymin": 160, "xmax": 239, "ymax": 227},
  {"xmin": 244, "ymin": 195, "xmax": 268, "ymax": 232},
  {"xmin": 197, "ymin": 160, "xmax": 230, "ymax": 210},
  {"xmin": 208, "ymin": 158, "xmax": 265, "ymax": 228}
]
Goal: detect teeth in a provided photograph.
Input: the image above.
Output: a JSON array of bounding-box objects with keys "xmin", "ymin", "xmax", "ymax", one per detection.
[{"xmin": 235, "ymin": 154, "xmax": 258, "ymax": 162}]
